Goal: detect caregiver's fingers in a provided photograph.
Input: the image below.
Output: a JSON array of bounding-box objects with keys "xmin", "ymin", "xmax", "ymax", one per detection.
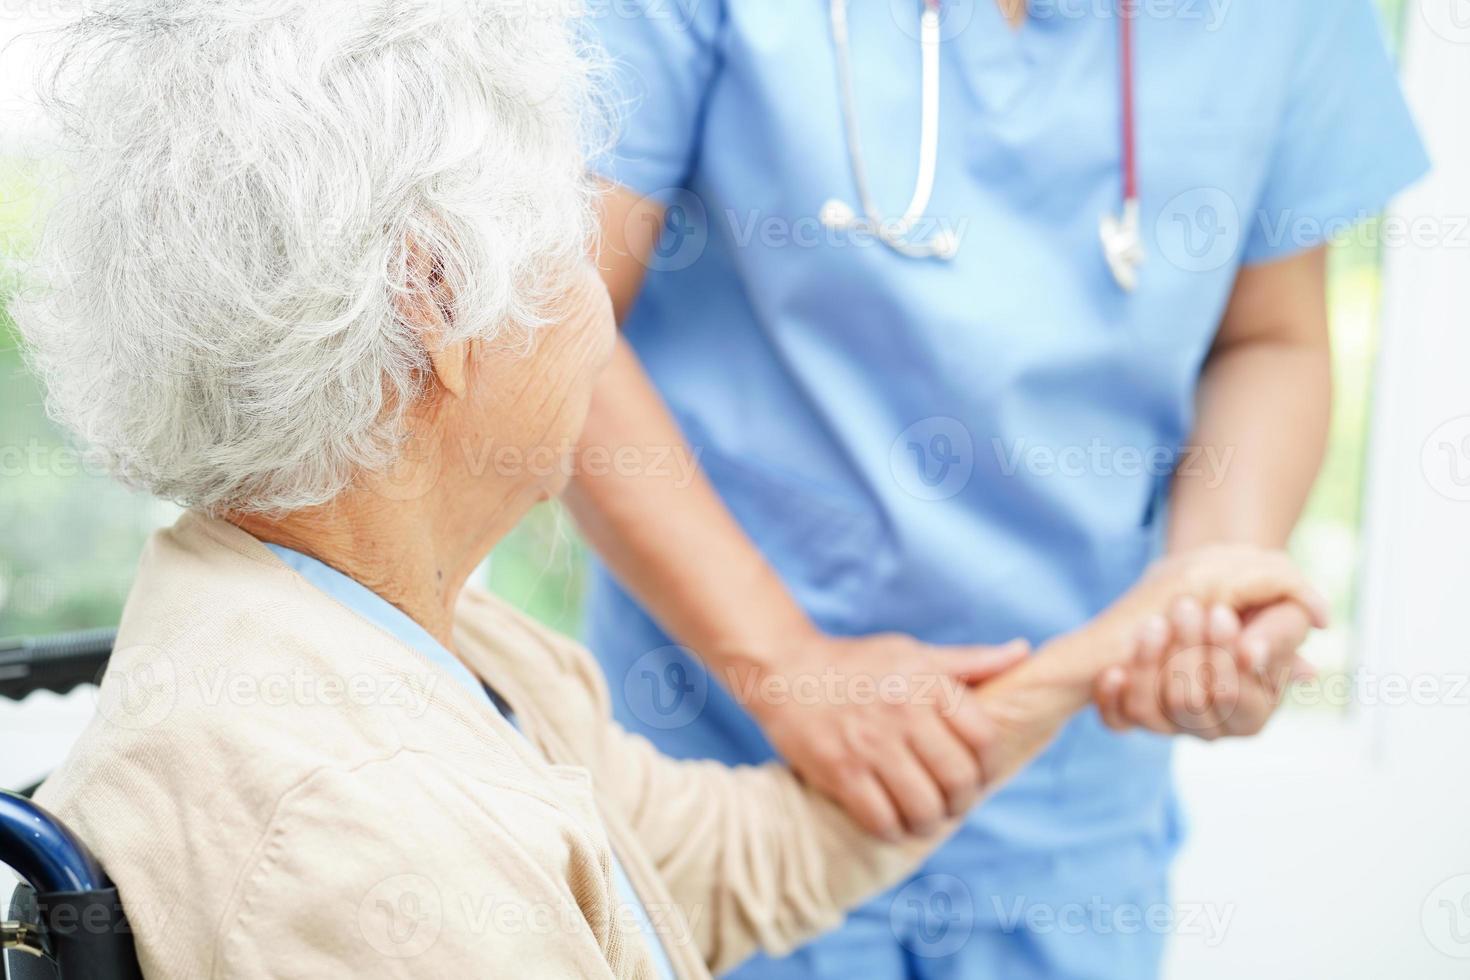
[
  {"xmin": 1170, "ymin": 597, "xmax": 1206, "ymax": 651},
  {"xmin": 1160, "ymin": 643, "xmax": 1228, "ymax": 739},
  {"xmin": 933, "ymin": 639, "xmax": 1031, "ymax": 683},
  {"xmin": 909, "ymin": 713, "xmax": 983, "ymax": 818},
  {"xmin": 1218, "ymin": 655, "xmax": 1276, "ymax": 737},
  {"xmin": 872, "ymin": 743, "xmax": 950, "ymax": 837},
  {"xmin": 942, "ymin": 693, "xmax": 1000, "ymax": 775},
  {"xmin": 1289, "ymin": 654, "xmax": 1318, "ymax": 683},
  {"xmin": 1206, "ymin": 603, "xmax": 1241, "ymax": 648},
  {"xmin": 1175, "ymin": 548, "xmax": 1331, "ymax": 629},
  {"xmin": 836, "ymin": 773, "xmax": 905, "ymax": 842},
  {"xmin": 1094, "ymin": 667, "xmax": 1133, "ymax": 732},
  {"xmin": 1162, "ymin": 600, "xmax": 1235, "ymax": 738},
  {"xmin": 1238, "ymin": 600, "xmax": 1315, "ymax": 675},
  {"xmin": 1123, "ymin": 618, "xmax": 1177, "ymax": 734},
  {"xmin": 1202, "ymin": 645, "xmax": 1242, "ymax": 734}
]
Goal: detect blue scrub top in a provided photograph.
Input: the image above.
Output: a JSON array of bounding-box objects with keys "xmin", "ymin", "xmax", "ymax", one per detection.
[{"xmin": 584, "ymin": 0, "xmax": 1426, "ymax": 912}]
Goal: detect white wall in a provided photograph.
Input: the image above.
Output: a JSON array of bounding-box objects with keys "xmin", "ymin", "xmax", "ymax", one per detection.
[{"xmin": 1166, "ymin": 4, "xmax": 1470, "ymax": 976}]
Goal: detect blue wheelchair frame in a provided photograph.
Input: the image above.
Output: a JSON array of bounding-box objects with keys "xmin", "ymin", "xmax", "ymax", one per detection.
[{"xmin": 1, "ymin": 629, "xmax": 142, "ymax": 980}]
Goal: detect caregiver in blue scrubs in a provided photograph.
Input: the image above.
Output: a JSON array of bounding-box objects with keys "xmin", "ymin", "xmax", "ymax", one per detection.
[{"xmin": 565, "ymin": 1, "xmax": 1427, "ymax": 976}]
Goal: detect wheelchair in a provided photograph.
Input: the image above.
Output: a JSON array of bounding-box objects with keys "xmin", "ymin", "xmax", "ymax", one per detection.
[{"xmin": 0, "ymin": 628, "xmax": 143, "ymax": 980}]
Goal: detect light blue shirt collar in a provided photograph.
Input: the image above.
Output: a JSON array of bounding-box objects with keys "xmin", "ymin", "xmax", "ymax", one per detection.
[
  {"xmin": 263, "ymin": 543, "xmax": 490, "ymax": 710},
  {"xmin": 263, "ymin": 542, "xmax": 676, "ymax": 979}
]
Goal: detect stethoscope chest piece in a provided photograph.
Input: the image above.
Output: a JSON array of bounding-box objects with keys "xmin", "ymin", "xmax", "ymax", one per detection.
[{"xmin": 1100, "ymin": 198, "xmax": 1145, "ymax": 293}]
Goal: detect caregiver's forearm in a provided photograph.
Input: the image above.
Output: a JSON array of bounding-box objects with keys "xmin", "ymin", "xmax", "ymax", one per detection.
[
  {"xmin": 1168, "ymin": 247, "xmax": 1331, "ymax": 552},
  {"xmin": 564, "ymin": 337, "xmax": 820, "ymax": 671},
  {"xmin": 570, "ymin": 183, "xmax": 823, "ymax": 672}
]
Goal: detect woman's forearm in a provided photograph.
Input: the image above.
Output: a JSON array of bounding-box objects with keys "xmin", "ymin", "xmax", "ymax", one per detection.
[{"xmin": 966, "ymin": 627, "xmax": 1127, "ymax": 790}]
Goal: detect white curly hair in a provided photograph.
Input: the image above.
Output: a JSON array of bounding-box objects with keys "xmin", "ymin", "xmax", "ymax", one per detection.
[{"xmin": 11, "ymin": 0, "xmax": 602, "ymax": 514}]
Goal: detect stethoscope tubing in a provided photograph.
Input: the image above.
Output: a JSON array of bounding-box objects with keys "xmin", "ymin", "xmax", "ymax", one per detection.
[{"xmin": 822, "ymin": 0, "xmax": 1143, "ymax": 286}]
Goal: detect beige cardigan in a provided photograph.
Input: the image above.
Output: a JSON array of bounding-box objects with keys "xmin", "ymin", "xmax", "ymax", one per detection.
[{"xmin": 37, "ymin": 513, "xmax": 943, "ymax": 978}]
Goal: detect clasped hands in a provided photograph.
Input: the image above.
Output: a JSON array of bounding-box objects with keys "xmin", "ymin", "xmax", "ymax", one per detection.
[{"xmin": 745, "ymin": 546, "xmax": 1328, "ymax": 841}]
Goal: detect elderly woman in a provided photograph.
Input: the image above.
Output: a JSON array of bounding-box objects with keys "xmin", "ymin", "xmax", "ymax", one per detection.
[{"xmin": 14, "ymin": 2, "xmax": 1323, "ymax": 978}]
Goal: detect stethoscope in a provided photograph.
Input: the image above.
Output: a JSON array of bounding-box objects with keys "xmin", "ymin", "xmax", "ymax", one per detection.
[{"xmin": 818, "ymin": 0, "xmax": 1146, "ymax": 291}]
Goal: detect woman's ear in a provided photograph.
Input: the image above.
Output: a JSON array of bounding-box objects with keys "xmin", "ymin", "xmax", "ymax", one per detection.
[
  {"xmin": 396, "ymin": 236, "xmax": 469, "ymax": 400},
  {"xmin": 427, "ymin": 336, "xmax": 469, "ymax": 401}
]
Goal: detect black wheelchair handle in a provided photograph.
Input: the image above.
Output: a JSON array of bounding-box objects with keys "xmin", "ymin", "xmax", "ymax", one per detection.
[
  {"xmin": 1, "ymin": 793, "xmax": 143, "ymax": 980},
  {"xmin": 0, "ymin": 629, "xmax": 116, "ymax": 701}
]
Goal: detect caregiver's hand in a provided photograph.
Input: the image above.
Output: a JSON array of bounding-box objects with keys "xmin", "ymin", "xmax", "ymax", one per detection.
[
  {"xmin": 951, "ymin": 546, "xmax": 1328, "ymax": 805},
  {"xmin": 741, "ymin": 633, "xmax": 1029, "ymax": 840},
  {"xmin": 1093, "ymin": 598, "xmax": 1318, "ymax": 740},
  {"xmin": 1101, "ymin": 546, "xmax": 1329, "ymax": 638}
]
